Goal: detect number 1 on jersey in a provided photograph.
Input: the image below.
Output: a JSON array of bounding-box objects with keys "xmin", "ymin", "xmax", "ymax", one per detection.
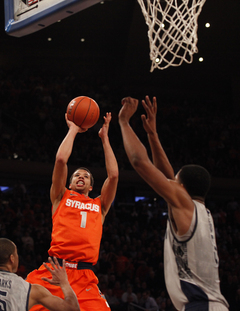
[{"xmin": 80, "ymin": 211, "xmax": 87, "ymax": 228}]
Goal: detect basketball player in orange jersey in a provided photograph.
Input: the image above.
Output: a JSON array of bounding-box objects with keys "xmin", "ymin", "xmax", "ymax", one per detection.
[{"xmin": 26, "ymin": 112, "xmax": 119, "ymax": 311}]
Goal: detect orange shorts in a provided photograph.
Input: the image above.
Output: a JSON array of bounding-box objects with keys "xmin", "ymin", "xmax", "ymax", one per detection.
[{"xmin": 26, "ymin": 263, "xmax": 110, "ymax": 311}]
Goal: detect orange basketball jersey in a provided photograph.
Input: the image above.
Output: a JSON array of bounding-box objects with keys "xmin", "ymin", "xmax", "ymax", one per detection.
[{"xmin": 48, "ymin": 189, "xmax": 102, "ymax": 265}]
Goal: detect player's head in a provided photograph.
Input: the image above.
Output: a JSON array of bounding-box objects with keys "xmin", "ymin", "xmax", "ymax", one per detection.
[
  {"xmin": 177, "ymin": 165, "xmax": 211, "ymax": 199},
  {"xmin": 0, "ymin": 238, "xmax": 19, "ymax": 273},
  {"xmin": 69, "ymin": 167, "xmax": 94, "ymax": 192}
]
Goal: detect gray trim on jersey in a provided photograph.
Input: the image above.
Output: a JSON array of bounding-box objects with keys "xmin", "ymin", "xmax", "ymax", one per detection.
[
  {"xmin": 26, "ymin": 284, "xmax": 31, "ymax": 311},
  {"xmin": 169, "ymin": 203, "xmax": 198, "ymax": 244}
]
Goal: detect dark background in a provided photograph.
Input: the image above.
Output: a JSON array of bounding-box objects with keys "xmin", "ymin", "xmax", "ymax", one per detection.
[
  {"xmin": 1, "ymin": 2, "xmax": 240, "ymax": 310},
  {"xmin": 1, "ymin": 0, "xmax": 240, "ymax": 197},
  {"xmin": 1, "ymin": 0, "xmax": 240, "ymax": 107}
]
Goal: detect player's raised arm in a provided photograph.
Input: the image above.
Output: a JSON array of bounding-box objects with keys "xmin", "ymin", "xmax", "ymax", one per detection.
[
  {"xmin": 29, "ymin": 257, "xmax": 80, "ymax": 311},
  {"xmin": 118, "ymin": 97, "xmax": 190, "ymax": 209},
  {"xmin": 50, "ymin": 114, "xmax": 87, "ymax": 212},
  {"xmin": 98, "ymin": 112, "xmax": 119, "ymax": 222},
  {"xmin": 141, "ymin": 96, "xmax": 174, "ymax": 179}
]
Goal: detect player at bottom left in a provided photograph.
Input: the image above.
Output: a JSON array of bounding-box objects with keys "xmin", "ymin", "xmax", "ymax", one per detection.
[{"xmin": 0, "ymin": 238, "xmax": 80, "ymax": 311}]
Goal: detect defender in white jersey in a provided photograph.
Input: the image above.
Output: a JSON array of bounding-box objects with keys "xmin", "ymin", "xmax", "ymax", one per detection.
[
  {"xmin": 0, "ymin": 270, "xmax": 31, "ymax": 311},
  {"xmin": 0, "ymin": 238, "xmax": 80, "ymax": 311},
  {"xmin": 164, "ymin": 200, "xmax": 229, "ymax": 311},
  {"xmin": 118, "ymin": 96, "xmax": 229, "ymax": 311}
]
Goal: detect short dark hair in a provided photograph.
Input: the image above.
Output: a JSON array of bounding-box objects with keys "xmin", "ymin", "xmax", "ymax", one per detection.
[
  {"xmin": 0, "ymin": 238, "xmax": 15, "ymax": 265},
  {"xmin": 178, "ymin": 165, "xmax": 211, "ymax": 199},
  {"xmin": 69, "ymin": 167, "xmax": 94, "ymax": 187}
]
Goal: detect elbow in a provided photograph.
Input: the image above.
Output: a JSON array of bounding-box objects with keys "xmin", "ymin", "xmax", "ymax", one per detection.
[
  {"xmin": 113, "ymin": 169, "xmax": 119, "ymax": 179},
  {"xmin": 109, "ymin": 171, "xmax": 119, "ymax": 183},
  {"xmin": 55, "ymin": 152, "xmax": 67, "ymax": 165},
  {"xmin": 131, "ymin": 155, "xmax": 144, "ymax": 169},
  {"xmin": 131, "ymin": 154, "xmax": 151, "ymax": 176},
  {"xmin": 108, "ymin": 164, "xmax": 119, "ymax": 181}
]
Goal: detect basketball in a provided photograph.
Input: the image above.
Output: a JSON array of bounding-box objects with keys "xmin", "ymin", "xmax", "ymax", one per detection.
[{"xmin": 66, "ymin": 96, "xmax": 100, "ymax": 129}]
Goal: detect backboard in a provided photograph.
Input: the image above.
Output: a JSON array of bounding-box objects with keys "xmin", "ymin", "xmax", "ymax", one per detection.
[{"xmin": 5, "ymin": 0, "xmax": 102, "ymax": 37}]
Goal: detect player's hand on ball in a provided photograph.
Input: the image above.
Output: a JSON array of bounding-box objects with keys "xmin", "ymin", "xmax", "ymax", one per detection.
[{"xmin": 65, "ymin": 113, "xmax": 88, "ymax": 133}]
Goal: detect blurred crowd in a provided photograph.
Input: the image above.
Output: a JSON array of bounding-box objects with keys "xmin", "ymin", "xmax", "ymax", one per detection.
[
  {"xmin": 0, "ymin": 68, "xmax": 240, "ymax": 178},
  {"xmin": 1, "ymin": 182, "xmax": 240, "ymax": 311},
  {"xmin": 1, "ymin": 68, "xmax": 240, "ymax": 311}
]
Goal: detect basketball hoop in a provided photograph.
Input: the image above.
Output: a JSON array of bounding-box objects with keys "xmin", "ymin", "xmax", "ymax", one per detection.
[{"xmin": 137, "ymin": 0, "xmax": 207, "ymax": 71}]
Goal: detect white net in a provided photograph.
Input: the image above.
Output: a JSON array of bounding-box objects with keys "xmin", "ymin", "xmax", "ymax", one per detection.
[{"xmin": 137, "ymin": 0, "xmax": 207, "ymax": 71}]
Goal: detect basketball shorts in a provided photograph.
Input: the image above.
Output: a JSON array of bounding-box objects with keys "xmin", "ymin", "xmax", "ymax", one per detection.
[{"xmin": 26, "ymin": 263, "xmax": 110, "ymax": 311}]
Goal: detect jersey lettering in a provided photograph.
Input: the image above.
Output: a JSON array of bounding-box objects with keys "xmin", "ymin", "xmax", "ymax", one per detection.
[
  {"xmin": 65, "ymin": 262, "xmax": 77, "ymax": 269},
  {"xmin": 0, "ymin": 279, "xmax": 11, "ymax": 289},
  {"xmin": 65, "ymin": 199, "xmax": 100, "ymax": 212}
]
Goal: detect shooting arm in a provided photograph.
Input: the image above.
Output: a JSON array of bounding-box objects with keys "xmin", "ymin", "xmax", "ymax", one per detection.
[{"xmin": 50, "ymin": 114, "xmax": 86, "ymax": 206}]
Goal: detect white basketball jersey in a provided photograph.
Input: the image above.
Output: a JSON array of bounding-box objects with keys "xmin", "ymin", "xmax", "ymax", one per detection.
[
  {"xmin": 164, "ymin": 201, "xmax": 229, "ymax": 311},
  {"xmin": 0, "ymin": 270, "xmax": 31, "ymax": 311}
]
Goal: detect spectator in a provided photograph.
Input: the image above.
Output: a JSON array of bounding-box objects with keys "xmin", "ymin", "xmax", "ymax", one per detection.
[
  {"xmin": 121, "ymin": 285, "xmax": 138, "ymax": 310},
  {"xmin": 105, "ymin": 288, "xmax": 121, "ymax": 311},
  {"xmin": 138, "ymin": 290, "xmax": 159, "ymax": 311}
]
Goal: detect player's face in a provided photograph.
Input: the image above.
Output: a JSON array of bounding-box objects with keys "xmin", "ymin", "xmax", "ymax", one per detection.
[{"xmin": 70, "ymin": 169, "xmax": 92, "ymax": 193}]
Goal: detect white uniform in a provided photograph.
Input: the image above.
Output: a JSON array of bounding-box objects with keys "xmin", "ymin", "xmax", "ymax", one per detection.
[
  {"xmin": 164, "ymin": 200, "xmax": 229, "ymax": 311},
  {"xmin": 0, "ymin": 270, "xmax": 31, "ymax": 311}
]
